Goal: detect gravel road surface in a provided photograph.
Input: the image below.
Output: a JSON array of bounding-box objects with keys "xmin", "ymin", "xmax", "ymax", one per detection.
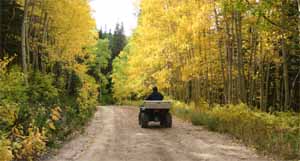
[{"xmin": 43, "ymin": 106, "xmax": 269, "ymax": 161}]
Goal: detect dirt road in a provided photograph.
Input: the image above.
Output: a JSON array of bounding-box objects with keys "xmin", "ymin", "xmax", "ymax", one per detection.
[{"xmin": 44, "ymin": 106, "xmax": 269, "ymax": 161}]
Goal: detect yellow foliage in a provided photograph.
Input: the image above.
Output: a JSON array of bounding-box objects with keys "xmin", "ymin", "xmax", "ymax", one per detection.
[
  {"xmin": 40, "ymin": 0, "xmax": 97, "ymax": 65},
  {"xmin": 0, "ymin": 104, "xmax": 19, "ymax": 127},
  {"xmin": 0, "ymin": 139, "xmax": 13, "ymax": 161},
  {"xmin": 18, "ymin": 128, "xmax": 46, "ymax": 160},
  {"xmin": 0, "ymin": 56, "xmax": 14, "ymax": 74},
  {"xmin": 5, "ymin": 0, "xmax": 99, "ymax": 160},
  {"xmin": 12, "ymin": 126, "xmax": 24, "ymax": 138},
  {"xmin": 112, "ymin": 0, "xmax": 289, "ymax": 109},
  {"xmin": 176, "ymin": 103, "xmax": 300, "ymax": 159},
  {"xmin": 113, "ymin": 0, "xmax": 221, "ymax": 97},
  {"xmin": 76, "ymin": 72, "xmax": 99, "ymax": 110},
  {"xmin": 48, "ymin": 122, "xmax": 56, "ymax": 130},
  {"xmin": 51, "ymin": 106, "xmax": 61, "ymax": 121}
]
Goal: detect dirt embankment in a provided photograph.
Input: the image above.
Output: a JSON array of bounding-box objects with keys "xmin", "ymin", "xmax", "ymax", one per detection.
[{"xmin": 42, "ymin": 106, "xmax": 269, "ymax": 161}]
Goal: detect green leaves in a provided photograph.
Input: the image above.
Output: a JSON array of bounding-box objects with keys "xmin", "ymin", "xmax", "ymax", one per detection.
[{"xmin": 27, "ymin": 72, "xmax": 58, "ymax": 105}]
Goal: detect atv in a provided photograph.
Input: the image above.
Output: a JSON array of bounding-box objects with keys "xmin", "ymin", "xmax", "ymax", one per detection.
[{"xmin": 138, "ymin": 101, "xmax": 172, "ymax": 128}]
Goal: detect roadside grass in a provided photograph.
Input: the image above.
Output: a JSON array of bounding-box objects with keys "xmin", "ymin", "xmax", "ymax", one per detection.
[{"xmin": 171, "ymin": 100, "xmax": 300, "ymax": 160}]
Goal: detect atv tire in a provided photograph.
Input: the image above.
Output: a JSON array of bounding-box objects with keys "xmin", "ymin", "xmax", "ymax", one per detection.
[{"xmin": 141, "ymin": 112, "xmax": 149, "ymax": 128}]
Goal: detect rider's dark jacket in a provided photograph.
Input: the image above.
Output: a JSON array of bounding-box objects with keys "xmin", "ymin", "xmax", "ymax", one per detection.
[{"xmin": 146, "ymin": 91, "xmax": 164, "ymax": 100}]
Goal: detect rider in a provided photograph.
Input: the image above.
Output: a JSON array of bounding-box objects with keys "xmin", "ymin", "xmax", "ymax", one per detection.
[{"xmin": 146, "ymin": 86, "xmax": 164, "ymax": 100}]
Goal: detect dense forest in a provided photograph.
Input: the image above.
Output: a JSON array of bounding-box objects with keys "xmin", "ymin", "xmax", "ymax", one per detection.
[
  {"xmin": 113, "ymin": 0, "xmax": 300, "ymax": 112},
  {"xmin": 96, "ymin": 24, "xmax": 127, "ymax": 104},
  {"xmin": 112, "ymin": 0, "xmax": 300, "ymax": 159},
  {"xmin": 0, "ymin": 0, "xmax": 125, "ymax": 160}
]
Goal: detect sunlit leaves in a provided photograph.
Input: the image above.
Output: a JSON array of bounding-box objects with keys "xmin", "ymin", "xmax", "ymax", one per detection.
[
  {"xmin": 46, "ymin": 0, "xmax": 97, "ymax": 64},
  {"xmin": 113, "ymin": 0, "xmax": 219, "ymax": 98},
  {"xmin": 0, "ymin": 139, "xmax": 13, "ymax": 161}
]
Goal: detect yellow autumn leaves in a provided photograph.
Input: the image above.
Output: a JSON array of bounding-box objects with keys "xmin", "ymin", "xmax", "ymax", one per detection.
[
  {"xmin": 113, "ymin": 0, "xmax": 216, "ymax": 100},
  {"xmin": 47, "ymin": 0, "xmax": 97, "ymax": 63},
  {"xmin": 0, "ymin": 106, "xmax": 62, "ymax": 161},
  {"xmin": 113, "ymin": 0, "xmax": 294, "ymax": 107},
  {"xmin": 48, "ymin": 106, "xmax": 62, "ymax": 130},
  {"xmin": 16, "ymin": 0, "xmax": 97, "ymax": 67},
  {"xmin": 0, "ymin": 139, "xmax": 13, "ymax": 161}
]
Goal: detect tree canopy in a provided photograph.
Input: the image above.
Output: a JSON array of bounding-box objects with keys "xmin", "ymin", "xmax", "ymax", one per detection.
[{"xmin": 113, "ymin": 0, "xmax": 300, "ymax": 112}]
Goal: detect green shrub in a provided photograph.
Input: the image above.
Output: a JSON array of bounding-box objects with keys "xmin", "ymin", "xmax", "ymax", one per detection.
[
  {"xmin": 100, "ymin": 94, "xmax": 115, "ymax": 105},
  {"xmin": 170, "ymin": 100, "xmax": 193, "ymax": 121},
  {"xmin": 0, "ymin": 67, "xmax": 28, "ymax": 105},
  {"xmin": 27, "ymin": 72, "xmax": 58, "ymax": 105},
  {"xmin": 0, "ymin": 66, "xmax": 100, "ymax": 160},
  {"xmin": 190, "ymin": 112, "xmax": 206, "ymax": 125}
]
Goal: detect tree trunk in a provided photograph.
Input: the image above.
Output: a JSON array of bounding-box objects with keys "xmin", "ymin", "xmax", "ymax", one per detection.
[
  {"xmin": 265, "ymin": 63, "xmax": 270, "ymax": 111},
  {"xmin": 231, "ymin": 11, "xmax": 237, "ymax": 103},
  {"xmin": 296, "ymin": 0, "xmax": 300, "ymax": 110},
  {"xmin": 281, "ymin": 39, "xmax": 290, "ymax": 110},
  {"xmin": 248, "ymin": 27, "xmax": 258, "ymax": 106},
  {"xmin": 297, "ymin": 0, "xmax": 300, "ymax": 38},
  {"xmin": 235, "ymin": 11, "xmax": 246, "ymax": 103},
  {"xmin": 225, "ymin": 19, "xmax": 232, "ymax": 104},
  {"xmin": 40, "ymin": 12, "xmax": 49, "ymax": 73},
  {"xmin": 214, "ymin": 4, "xmax": 227, "ymax": 104},
  {"xmin": 26, "ymin": 20, "xmax": 31, "ymax": 70},
  {"xmin": 204, "ymin": 42, "xmax": 210, "ymax": 105},
  {"xmin": 27, "ymin": 0, "xmax": 36, "ymax": 71},
  {"xmin": 275, "ymin": 64, "xmax": 281, "ymax": 110},
  {"xmin": 290, "ymin": 69, "xmax": 299, "ymax": 110},
  {"xmin": 22, "ymin": 0, "xmax": 30, "ymax": 86},
  {"xmin": 259, "ymin": 37, "xmax": 265, "ymax": 110}
]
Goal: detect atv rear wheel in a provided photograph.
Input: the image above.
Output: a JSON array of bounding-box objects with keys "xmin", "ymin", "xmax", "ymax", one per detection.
[
  {"xmin": 138, "ymin": 112, "xmax": 142, "ymax": 125},
  {"xmin": 140, "ymin": 112, "xmax": 149, "ymax": 128},
  {"xmin": 160, "ymin": 112, "xmax": 172, "ymax": 128},
  {"xmin": 165, "ymin": 113, "xmax": 172, "ymax": 128}
]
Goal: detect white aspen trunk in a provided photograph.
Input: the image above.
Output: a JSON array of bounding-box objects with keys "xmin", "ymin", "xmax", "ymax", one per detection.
[
  {"xmin": 22, "ymin": 0, "xmax": 30, "ymax": 86},
  {"xmin": 213, "ymin": 3, "xmax": 227, "ymax": 104}
]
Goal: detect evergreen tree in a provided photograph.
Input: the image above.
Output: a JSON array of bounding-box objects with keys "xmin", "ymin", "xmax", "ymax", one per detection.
[
  {"xmin": 111, "ymin": 23, "xmax": 127, "ymax": 59},
  {"xmin": 95, "ymin": 23, "xmax": 127, "ymax": 104}
]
